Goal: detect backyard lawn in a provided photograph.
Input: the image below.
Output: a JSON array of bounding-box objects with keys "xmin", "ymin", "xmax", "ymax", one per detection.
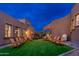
[{"xmin": 0, "ymin": 39, "xmax": 73, "ymax": 56}]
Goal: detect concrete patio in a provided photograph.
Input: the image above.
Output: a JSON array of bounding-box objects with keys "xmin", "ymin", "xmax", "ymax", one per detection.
[{"xmin": 63, "ymin": 40, "xmax": 79, "ymax": 56}]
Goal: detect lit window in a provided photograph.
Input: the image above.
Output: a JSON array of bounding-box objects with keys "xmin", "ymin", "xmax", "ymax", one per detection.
[
  {"xmin": 72, "ymin": 20, "xmax": 75, "ymax": 29},
  {"xmin": 14, "ymin": 27, "xmax": 21, "ymax": 37},
  {"xmin": 70, "ymin": 19, "xmax": 75, "ymax": 32},
  {"xmin": 5, "ymin": 24, "xmax": 13, "ymax": 38},
  {"xmin": 76, "ymin": 15, "xmax": 79, "ymax": 26}
]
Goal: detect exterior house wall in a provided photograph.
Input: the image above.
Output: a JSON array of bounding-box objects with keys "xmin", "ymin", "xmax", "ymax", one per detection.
[
  {"xmin": 0, "ymin": 17, "xmax": 5, "ymax": 40},
  {"xmin": 70, "ymin": 4, "xmax": 79, "ymax": 41},
  {"xmin": 0, "ymin": 13, "xmax": 29, "ymax": 46},
  {"xmin": 45, "ymin": 14, "xmax": 71, "ymax": 37},
  {"xmin": 44, "ymin": 3, "xmax": 79, "ymax": 41}
]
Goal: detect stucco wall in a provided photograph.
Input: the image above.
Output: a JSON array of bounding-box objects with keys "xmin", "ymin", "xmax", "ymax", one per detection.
[
  {"xmin": 0, "ymin": 17, "xmax": 5, "ymax": 40},
  {"xmin": 45, "ymin": 3, "xmax": 79, "ymax": 41},
  {"xmin": 0, "ymin": 13, "xmax": 27, "ymax": 29},
  {"xmin": 70, "ymin": 4, "xmax": 79, "ymax": 41},
  {"xmin": 0, "ymin": 13, "xmax": 28, "ymax": 45},
  {"xmin": 46, "ymin": 14, "xmax": 71, "ymax": 37}
]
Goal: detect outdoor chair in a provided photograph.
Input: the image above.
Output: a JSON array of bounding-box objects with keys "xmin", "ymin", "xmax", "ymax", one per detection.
[
  {"xmin": 48, "ymin": 36, "xmax": 52, "ymax": 41},
  {"xmin": 51, "ymin": 35, "xmax": 55, "ymax": 42},
  {"xmin": 20, "ymin": 37, "xmax": 24, "ymax": 43},
  {"xmin": 21, "ymin": 36, "xmax": 26, "ymax": 43},
  {"xmin": 59, "ymin": 34, "xmax": 67, "ymax": 45},
  {"xmin": 59, "ymin": 38, "xmax": 65, "ymax": 45},
  {"xmin": 15, "ymin": 37, "xmax": 21, "ymax": 46},
  {"xmin": 53, "ymin": 36, "xmax": 57, "ymax": 42},
  {"xmin": 49, "ymin": 34, "xmax": 53, "ymax": 41},
  {"xmin": 46, "ymin": 34, "xmax": 51, "ymax": 41},
  {"xmin": 24, "ymin": 36, "xmax": 28, "ymax": 41},
  {"xmin": 23, "ymin": 37, "xmax": 26, "ymax": 42},
  {"xmin": 18, "ymin": 37, "xmax": 23, "ymax": 44},
  {"xmin": 10, "ymin": 38, "xmax": 18, "ymax": 47},
  {"xmin": 55, "ymin": 36, "xmax": 61, "ymax": 44}
]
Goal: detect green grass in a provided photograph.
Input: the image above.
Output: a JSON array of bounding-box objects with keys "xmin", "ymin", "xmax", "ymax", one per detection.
[{"xmin": 0, "ymin": 39, "xmax": 73, "ymax": 56}]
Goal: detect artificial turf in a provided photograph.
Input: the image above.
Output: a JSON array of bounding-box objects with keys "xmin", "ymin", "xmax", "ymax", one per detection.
[{"xmin": 0, "ymin": 39, "xmax": 73, "ymax": 56}]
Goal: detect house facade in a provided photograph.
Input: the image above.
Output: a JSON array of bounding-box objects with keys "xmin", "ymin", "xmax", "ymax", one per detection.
[
  {"xmin": 70, "ymin": 3, "xmax": 79, "ymax": 41},
  {"xmin": 44, "ymin": 3, "xmax": 79, "ymax": 42},
  {"xmin": 0, "ymin": 13, "xmax": 31, "ymax": 46}
]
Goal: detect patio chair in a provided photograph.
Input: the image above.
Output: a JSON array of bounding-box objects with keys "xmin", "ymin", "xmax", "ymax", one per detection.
[
  {"xmin": 51, "ymin": 35, "xmax": 55, "ymax": 42},
  {"xmin": 50, "ymin": 34, "xmax": 53, "ymax": 42},
  {"xmin": 18, "ymin": 37, "xmax": 23, "ymax": 44},
  {"xmin": 55, "ymin": 36, "xmax": 61, "ymax": 44},
  {"xmin": 10, "ymin": 38, "xmax": 18, "ymax": 47},
  {"xmin": 23, "ymin": 37, "xmax": 26, "ymax": 42},
  {"xmin": 24, "ymin": 36, "xmax": 28, "ymax": 41},
  {"xmin": 51, "ymin": 36, "xmax": 53, "ymax": 41},
  {"xmin": 59, "ymin": 37, "xmax": 64, "ymax": 45},
  {"xmin": 48, "ymin": 36, "xmax": 51, "ymax": 41},
  {"xmin": 15, "ymin": 37, "xmax": 20, "ymax": 46},
  {"xmin": 47, "ymin": 34, "xmax": 52, "ymax": 41},
  {"xmin": 53, "ymin": 36, "xmax": 57, "ymax": 43},
  {"xmin": 20, "ymin": 36, "xmax": 26, "ymax": 43},
  {"xmin": 59, "ymin": 34, "xmax": 67, "ymax": 45}
]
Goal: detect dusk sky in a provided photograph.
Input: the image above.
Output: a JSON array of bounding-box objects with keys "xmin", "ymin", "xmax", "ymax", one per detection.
[{"xmin": 0, "ymin": 3, "xmax": 74, "ymax": 31}]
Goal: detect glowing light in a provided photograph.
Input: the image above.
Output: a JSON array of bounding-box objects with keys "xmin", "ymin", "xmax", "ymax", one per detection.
[{"xmin": 25, "ymin": 29, "xmax": 33, "ymax": 38}]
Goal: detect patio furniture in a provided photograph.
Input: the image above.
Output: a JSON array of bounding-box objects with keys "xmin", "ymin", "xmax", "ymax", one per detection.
[
  {"xmin": 59, "ymin": 37, "xmax": 65, "ymax": 45},
  {"xmin": 59, "ymin": 34, "xmax": 67, "ymax": 45},
  {"xmin": 55, "ymin": 36, "xmax": 61, "ymax": 44},
  {"xmin": 19, "ymin": 37, "xmax": 23, "ymax": 44},
  {"xmin": 21, "ymin": 36, "xmax": 26, "ymax": 43},
  {"xmin": 53, "ymin": 36, "xmax": 57, "ymax": 43},
  {"xmin": 15, "ymin": 37, "xmax": 21, "ymax": 46},
  {"xmin": 18, "ymin": 37, "xmax": 23, "ymax": 44},
  {"xmin": 10, "ymin": 38, "xmax": 18, "ymax": 47}
]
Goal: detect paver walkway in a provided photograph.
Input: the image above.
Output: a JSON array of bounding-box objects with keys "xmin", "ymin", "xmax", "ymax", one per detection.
[
  {"xmin": 63, "ymin": 41, "xmax": 79, "ymax": 56},
  {"xmin": 63, "ymin": 49, "xmax": 79, "ymax": 56},
  {"xmin": 65, "ymin": 40, "xmax": 79, "ymax": 49}
]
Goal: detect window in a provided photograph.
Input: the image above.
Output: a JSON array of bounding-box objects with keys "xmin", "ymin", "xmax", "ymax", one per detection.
[
  {"xmin": 72, "ymin": 20, "xmax": 75, "ymax": 30},
  {"xmin": 76, "ymin": 14, "xmax": 79, "ymax": 26},
  {"xmin": 70, "ymin": 19, "xmax": 75, "ymax": 32},
  {"xmin": 22, "ymin": 29, "xmax": 25, "ymax": 37},
  {"xmin": 5, "ymin": 24, "xmax": 13, "ymax": 38},
  {"xmin": 14, "ymin": 27, "xmax": 21, "ymax": 37},
  {"xmin": 18, "ymin": 28, "xmax": 21, "ymax": 37},
  {"xmin": 70, "ymin": 14, "xmax": 79, "ymax": 32}
]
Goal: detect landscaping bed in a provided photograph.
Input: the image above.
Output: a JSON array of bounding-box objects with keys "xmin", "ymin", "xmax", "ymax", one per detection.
[{"xmin": 0, "ymin": 39, "xmax": 73, "ymax": 56}]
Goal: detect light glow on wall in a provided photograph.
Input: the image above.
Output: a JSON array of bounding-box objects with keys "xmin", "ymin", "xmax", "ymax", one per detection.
[
  {"xmin": 25, "ymin": 29, "xmax": 33, "ymax": 38},
  {"xmin": 76, "ymin": 15, "xmax": 79, "ymax": 26}
]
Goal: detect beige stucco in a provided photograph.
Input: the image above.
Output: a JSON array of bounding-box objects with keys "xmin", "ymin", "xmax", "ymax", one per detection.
[
  {"xmin": 44, "ymin": 3, "xmax": 79, "ymax": 41},
  {"xmin": 0, "ymin": 12, "xmax": 30, "ymax": 45}
]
